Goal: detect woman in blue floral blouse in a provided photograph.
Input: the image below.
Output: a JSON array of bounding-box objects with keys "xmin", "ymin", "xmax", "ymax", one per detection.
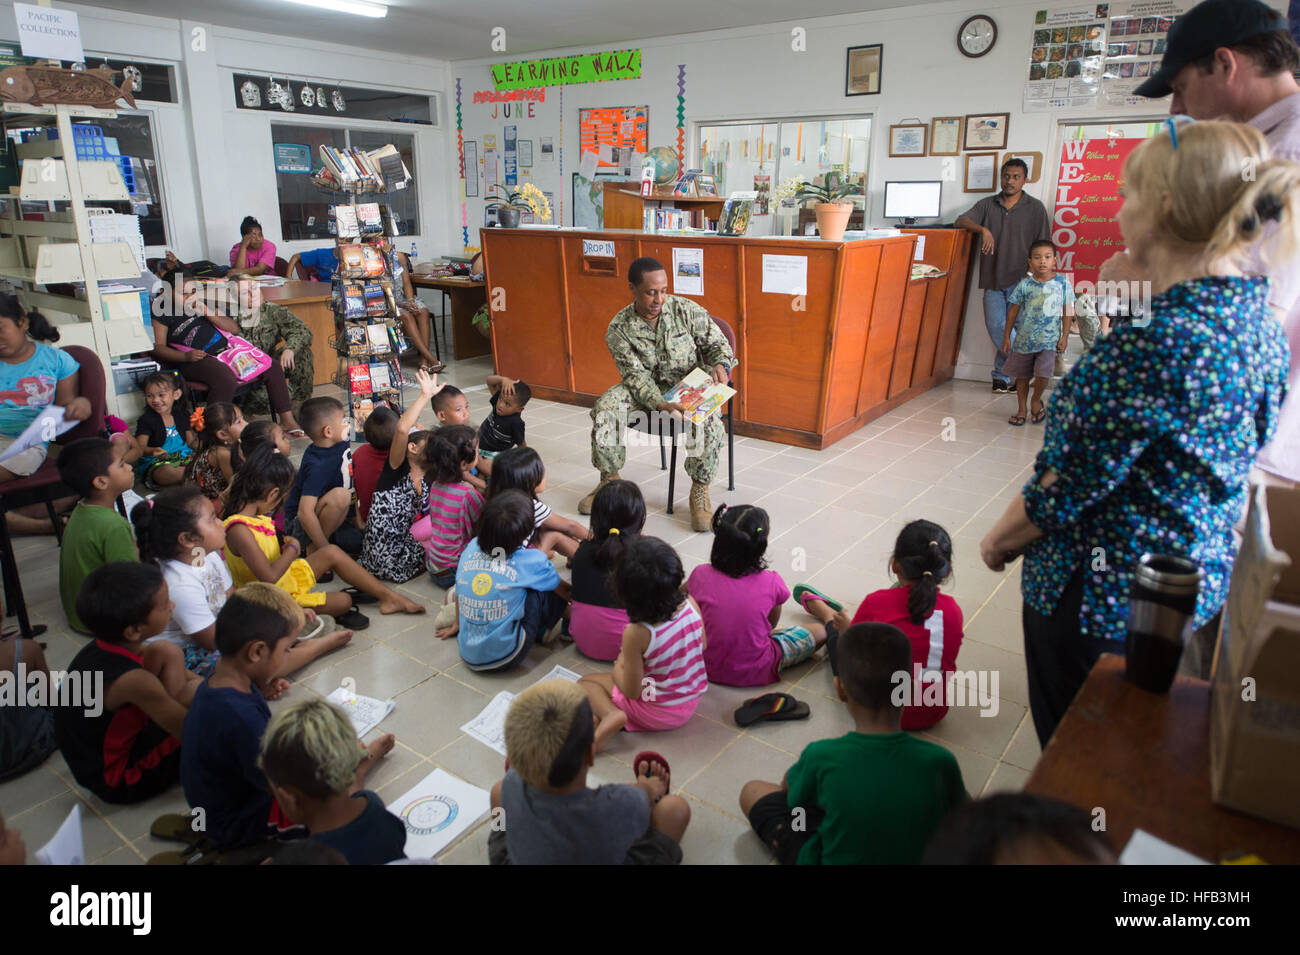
[{"xmin": 979, "ymin": 120, "xmax": 1296, "ymax": 745}]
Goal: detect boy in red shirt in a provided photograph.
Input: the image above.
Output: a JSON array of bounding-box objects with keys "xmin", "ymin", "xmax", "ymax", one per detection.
[{"xmin": 354, "ymin": 406, "xmax": 397, "ymax": 525}]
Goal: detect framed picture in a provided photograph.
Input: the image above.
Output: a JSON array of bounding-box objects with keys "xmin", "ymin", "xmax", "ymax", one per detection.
[
  {"xmin": 999, "ymin": 150, "xmax": 1044, "ymax": 183},
  {"xmin": 929, "ymin": 116, "xmax": 962, "ymax": 156},
  {"xmin": 963, "ymin": 112, "xmax": 1011, "ymax": 150},
  {"xmin": 889, "ymin": 124, "xmax": 927, "ymax": 157},
  {"xmin": 963, "ymin": 152, "xmax": 998, "ymax": 192},
  {"xmin": 845, "ymin": 44, "xmax": 883, "ymax": 96},
  {"xmin": 694, "ymin": 173, "xmax": 717, "ymax": 196}
]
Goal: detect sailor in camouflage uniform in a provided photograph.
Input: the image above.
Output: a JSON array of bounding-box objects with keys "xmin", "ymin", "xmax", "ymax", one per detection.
[{"xmin": 579, "ymin": 257, "xmax": 735, "ymax": 531}]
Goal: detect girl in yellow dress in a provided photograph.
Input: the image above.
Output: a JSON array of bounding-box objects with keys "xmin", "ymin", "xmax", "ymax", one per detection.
[{"xmin": 223, "ymin": 446, "xmax": 425, "ymax": 630}]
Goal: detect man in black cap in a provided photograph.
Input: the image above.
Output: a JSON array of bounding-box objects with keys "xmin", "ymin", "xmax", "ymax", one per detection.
[{"xmin": 1106, "ymin": 0, "xmax": 1300, "ymax": 492}]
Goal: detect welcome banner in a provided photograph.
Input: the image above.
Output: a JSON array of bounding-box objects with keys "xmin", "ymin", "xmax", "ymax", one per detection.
[
  {"xmin": 490, "ymin": 49, "xmax": 641, "ymax": 90},
  {"xmin": 1052, "ymin": 136, "xmax": 1143, "ymax": 287}
]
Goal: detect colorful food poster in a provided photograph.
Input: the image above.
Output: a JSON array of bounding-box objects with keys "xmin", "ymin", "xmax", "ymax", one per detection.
[
  {"xmin": 1101, "ymin": 0, "xmax": 1187, "ymax": 106},
  {"xmin": 1024, "ymin": 5, "xmax": 1109, "ymax": 113},
  {"xmin": 579, "ymin": 106, "xmax": 648, "ymax": 168}
]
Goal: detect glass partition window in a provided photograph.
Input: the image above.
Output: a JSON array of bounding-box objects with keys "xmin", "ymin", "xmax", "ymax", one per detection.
[
  {"xmin": 695, "ymin": 117, "xmax": 872, "ymax": 235},
  {"xmin": 272, "ymin": 125, "xmax": 419, "ymax": 242}
]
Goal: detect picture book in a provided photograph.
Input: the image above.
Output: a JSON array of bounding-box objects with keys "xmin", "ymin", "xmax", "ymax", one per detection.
[
  {"xmin": 662, "ymin": 367, "xmax": 735, "ymax": 424},
  {"xmin": 366, "ymin": 323, "xmax": 391, "ymax": 353},
  {"xmin": 349, "ymin": 363, "xmax": 372, "ymax": 395},
  {"xmin": 717, "ymin": 191, "xmax": 757, "ymax": 237}
]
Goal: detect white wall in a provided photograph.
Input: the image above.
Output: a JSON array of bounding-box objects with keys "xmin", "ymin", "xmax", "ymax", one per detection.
[
  {"xmin": 0, "ymin": 5, "xmax": 454, "ymax": 267},
  {"xmin": 451, "ymin": 0, "xmax": 1171, "ymax": 382}
]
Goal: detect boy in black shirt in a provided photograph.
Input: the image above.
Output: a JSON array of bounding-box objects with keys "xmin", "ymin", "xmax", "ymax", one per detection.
[{"xmin": 478, "ymin": 375, "xmax": 530, "ymax": 474}]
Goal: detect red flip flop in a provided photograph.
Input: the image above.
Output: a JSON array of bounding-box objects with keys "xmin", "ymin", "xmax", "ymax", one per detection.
[{"xmin": 633, "ymin": 751, "xmax": 671, "ymax": 794}]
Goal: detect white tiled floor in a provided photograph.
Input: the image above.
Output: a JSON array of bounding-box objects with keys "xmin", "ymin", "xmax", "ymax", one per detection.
[{"xmin": 1, "ymin": 349, "xmax": 1050, "ymax": 865}]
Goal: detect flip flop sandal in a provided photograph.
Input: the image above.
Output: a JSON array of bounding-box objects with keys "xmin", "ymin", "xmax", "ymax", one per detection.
[
  {"xmin": 1008, "ymin": 415, "xmax": 1026, "ymax": 427},
  {"xmin": 150, "ymin": 812, "xmax": 205, "ymax": 845},
  {"xmin": 296, "ymin": 617, "xmax": 327, "ymax": 641},
  {"xmin": 283, "ymin": 428, "xmax": 307, "ymax": 439},
  {"xmin": 335, "ymin": 607, "xmax": 370, "ymax": 631},
  {"xmin": 633, "ymin": 750, "xmax": 671, "ymax": 801},
  {"xmin": 1031, "ymin": 405, "xmax": 1047, "ymax": 424},
  {"xmin": 734, "ymin": 692, "xmax": 811, "ymax": 727},
  {"xmin": 792, "ymin": 584, "xmax": 842, "ymax": 613},
  {"xmin": 343, "ymin": 587, "xmax": 378, "ymax": 605},
  {"xmin": 316, "ymin": 571, "xmax": 335, "ymax": 583}
]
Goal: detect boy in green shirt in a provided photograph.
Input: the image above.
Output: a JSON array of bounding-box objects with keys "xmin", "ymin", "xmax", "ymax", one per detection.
[
  {"xmin": 739, "ymin": 622, "xmax": 968, "ymax": 864},
  {"xmin": 57, "ymin": 438, "xmax": 138, "ymax": 633}
]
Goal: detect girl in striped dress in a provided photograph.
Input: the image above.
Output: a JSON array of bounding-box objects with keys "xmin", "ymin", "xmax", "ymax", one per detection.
[
  {"xmin": 580, "ymin": 536, "xmax": 708, "ymax": 751},
  {"xmin": 411, "ymin": 425, "xmax": 484, "ymax": 589}
]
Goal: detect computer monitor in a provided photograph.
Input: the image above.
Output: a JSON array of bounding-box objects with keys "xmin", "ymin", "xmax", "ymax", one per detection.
[{"xmin": 883, "ymin": 180, "xmax": 942, "ymax": 225}]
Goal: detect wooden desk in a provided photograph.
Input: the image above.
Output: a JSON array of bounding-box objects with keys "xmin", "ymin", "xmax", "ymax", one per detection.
[
  {"xmin": 479, "ymin": 227, "xmax": 971, "ymax": 449},
  {"xmin": 259, "ymin": 280, "xmax": 334, "ymax": 387},
  {"xmin": 1025, "ymin": 654, "xmax": 1300, "ymax": 864},
  {"xmin": 410, "ymin": 275, "xmax": 490, "ymax": 360}
]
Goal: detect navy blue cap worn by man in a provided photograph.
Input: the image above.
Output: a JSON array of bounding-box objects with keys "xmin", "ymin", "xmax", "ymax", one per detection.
[{"xmin": 1136, "ymin": 0, "xmax": 1291, "ymax": 98}]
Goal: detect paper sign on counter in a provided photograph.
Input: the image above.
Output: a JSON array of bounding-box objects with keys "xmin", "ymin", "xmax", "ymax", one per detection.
[
  {"xmin": 672, "ymin": 247, "xmax": 704, "ymax": 296},
  {"xmin": 582, "ymin": 238, "xmax": 616, "ymax": 258},
  {"xmin": 761, "ymin": 254, "xmax": 808, "ymax": 295}
]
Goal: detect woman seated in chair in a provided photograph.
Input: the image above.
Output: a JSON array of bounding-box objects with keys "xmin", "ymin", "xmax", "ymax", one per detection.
[
  {"xmin": 0, "ymin": 293, "xmax": 92, "ymax": 534},
  {"xmin": 228, "ymin": 279, "xmax": 315, "ymax": 417},
  {"xmin": 226, "ymin": 215, "xmax": 277, "ymax": 278},
  {"xmin": 150, "ymin": 270, "xmax": 305, "ymax": 437},
  {"xmin": 382, "ymin": 239, "xmax": 444, "ymax": 374}
]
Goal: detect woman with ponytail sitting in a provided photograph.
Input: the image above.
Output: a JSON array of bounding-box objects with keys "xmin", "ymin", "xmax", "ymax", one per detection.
[
  {"xmin": 796, "ymin": 519, "xmax": 964, "ymax": 730},
  {"xmin": 0, "ymin": 293, "xmax": 92, "ymax": 534},
  {"xmin": 686, "ymin": 503, "xmax": 829, "ymax": 687},
  {"xmin": 569, "ymin": 479, "xmax": 646, "ymax": 661}
]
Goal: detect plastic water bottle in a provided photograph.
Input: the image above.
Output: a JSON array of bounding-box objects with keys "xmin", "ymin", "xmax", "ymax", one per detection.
[{"xmin": 409, "ymin": 241, "xmax": 418, "ymax": 263}]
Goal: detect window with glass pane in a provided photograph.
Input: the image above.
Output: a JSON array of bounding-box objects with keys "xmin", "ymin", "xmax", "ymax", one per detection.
[
  {"xmin": 695, "ymin": 117, "xmax": 872, "ymax": 236},
  {"xmin": 272, "ymin": 125, "xmax": 418, "ymax": 242}
]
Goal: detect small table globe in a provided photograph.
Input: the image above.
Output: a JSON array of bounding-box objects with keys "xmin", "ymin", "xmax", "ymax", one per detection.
[{"xmin": 643, "ymin": 146, "xmax": 680, "ymax": 187}]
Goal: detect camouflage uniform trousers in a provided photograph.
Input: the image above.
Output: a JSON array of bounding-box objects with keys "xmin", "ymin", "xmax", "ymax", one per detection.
[{"xmin": 589, "ymin": 383, "xmax": 723, "ymax": 484}]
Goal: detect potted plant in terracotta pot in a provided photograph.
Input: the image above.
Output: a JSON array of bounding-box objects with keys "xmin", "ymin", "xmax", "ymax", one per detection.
[
  {"xmin": 778, "ymin": 173, "xmax": 863, "ymax": 242},
  {"xmin": 486, "ymin": 183, "xmax": 552, "ymax": 228}
]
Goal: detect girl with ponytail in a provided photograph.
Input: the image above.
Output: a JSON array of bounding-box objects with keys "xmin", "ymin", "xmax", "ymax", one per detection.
[
  {"xmin": 684, "ymin": 503, "xmax": 829, "ymax": 686},
  {"xmin": 569, "ymin": 479, "xmax": 645, "ymax": 661},
  {"xmin": 795, "ymin": 519, "xmax": 964, "ymax": 730},
  {"xmin": 0, "ymin": 293, "xmax": 91, "ymax": 492}
]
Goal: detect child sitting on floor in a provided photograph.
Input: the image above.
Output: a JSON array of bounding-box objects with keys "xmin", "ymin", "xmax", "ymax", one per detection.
[
  {"xmin": 361, "ymin": 369, "xmax": 441, "ymax": 583},
  {"xmin": 223, "ymin": 446, "xmax": 424, "ymax": 631},
  {"xmin": 739, "ymin": 622, "xmax": 967, "ymax": 865},
  {"xmin": 450, "ymin": 489, "xmax": 569, "ymax": 670},
  {"xmin": 133, "ymin": 371, "xmax": 193, "ymax": 489},
  {"xmin": 477, "ymin": 374, "xmax": 530, "ymax": 468},
  {"xmin": 796, "ymin": 519, "xmax": 964, "ymax": 731},
  {"xmin": 57, "ymin": 437, "xmax": 138, "ymax": 635},
  {"xmin": 569, "ymin": 479, "xmax": 645, "ymax": 661},
  {"xmin": 1001, "ymin": 240, "xmax": 1075, "ymax": 427},
  {"xmin": 411, "ymin": 424, "xmax": 484, "ymax": 589},
  {"xmin": 133, "ymin": 484, "xmax": 352, "ymax": 690},
  {"xmin": 579, "ymin": 536, "xmax": 707, "ymax": 752},
  {"xmin": 686, "ymin": 503, "xmax": 827, "ymax": 686},
  {"xmin": 490, "ymin": 679, "xmax": 690, "ymax": 865},
  {"xmin": 284, "ymin": 396, "xmax": 363, "ymax": 556},
  {"xmin": 53, "ymin": 562, "xmax": 198, "ymax": 803},
  {"xmin": 354, "ymin": 405, "xmax": 397, "ymax": 525},
  {"xmin": 237, "ymin": 420, "xmax": 291, "ymax": 534},
  {"xmin": 185, "ymin": 401, "xmax": 246, "ymax": 512},
  {"xmin": 259, "ymin": 697, "xmax": 403, "ymax": 865},
  {"xmin": 487, "ymin": 446, "xmax": 591, "ymax": 559},
  {"xmin": 922, "ymin": 792, "xmax": 1117, "ymax": 865},
  {"xmin": 431, "ymin": 385, "xmax": 485, "ymax": 492}
]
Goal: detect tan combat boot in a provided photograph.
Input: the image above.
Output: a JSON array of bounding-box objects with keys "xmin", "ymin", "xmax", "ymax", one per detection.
[
  {"xmin": 578, "ymin": 472, "xmax": 619, "ymax": 515},
  {"xmin": 689, "ymin": 481, "xmax": 713, "ymax": 532}
]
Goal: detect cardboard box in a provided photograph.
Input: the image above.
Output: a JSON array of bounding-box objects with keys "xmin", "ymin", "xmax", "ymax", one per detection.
[{"xmin": 1210, "ymin": 484, "xmax": 1300, "ymax": 828}]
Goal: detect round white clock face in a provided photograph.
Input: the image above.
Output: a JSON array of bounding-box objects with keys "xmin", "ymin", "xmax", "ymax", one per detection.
[{"xmin": 960, "ymin": 16, "xmax": 997, "ymax": 57}]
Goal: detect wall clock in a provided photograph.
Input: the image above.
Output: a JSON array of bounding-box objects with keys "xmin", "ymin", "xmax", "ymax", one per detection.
[{"xmin": 958, "ymin": 15, "xmax": 997, "ymax": 58}]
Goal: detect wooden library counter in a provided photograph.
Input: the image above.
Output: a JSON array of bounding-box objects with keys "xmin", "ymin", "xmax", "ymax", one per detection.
[{"xmin": 479, "ymin": 227, "xmax": 972, "ymax": 449}]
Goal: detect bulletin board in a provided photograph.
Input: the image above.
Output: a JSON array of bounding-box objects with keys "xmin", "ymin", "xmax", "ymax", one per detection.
[{"xmin": 579, "ymin": 106, "xmax": 648, "ymax": 168}]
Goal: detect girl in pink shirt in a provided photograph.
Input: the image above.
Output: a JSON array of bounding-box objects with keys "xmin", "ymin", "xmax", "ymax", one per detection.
[
  {"xmin": 411, "ymin": 425, "xmax": 484, "ymax": 588},
  {"xmin": 579, "ymin": 536, "xmax": 707, "ymax": 751},
  {"xmin": 686, "ymin": 504, "xmax": 828, "ymax": 686}
]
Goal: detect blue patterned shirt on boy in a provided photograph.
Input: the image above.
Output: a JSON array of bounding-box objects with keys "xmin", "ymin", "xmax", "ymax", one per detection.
[
  {"xmin": 1007, "ymin": 274, "xmax": 1075, "ymax": 353},
  {"xmin": 1020, "ymin": 276, "xmax": 1288, "ymax": 642}
]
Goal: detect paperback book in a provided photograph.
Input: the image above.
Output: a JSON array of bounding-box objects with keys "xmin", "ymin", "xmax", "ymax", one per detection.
[
  {"xmin": 349, "ymin": 363, "xmax": 372, "ymax": 395},
  {"xmin": 357, "ymin": 202, "xmax": 383, "ymax": 236},
  {"xmin": 344, "ymin": 324, "xmax": 368, "ymax": 357},
  {"xmin": 333, "ymin": 205, "xmax": 360, "ymax": 239},
  {"xmin": 366, "ymin": 323, "xmax": 391, "ymax": 354}
]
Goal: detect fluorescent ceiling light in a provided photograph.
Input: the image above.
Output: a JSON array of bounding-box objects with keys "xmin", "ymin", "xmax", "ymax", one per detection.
[{"xmin": 283, "ymin": 0, "xmax": 388, "ymax": 17}]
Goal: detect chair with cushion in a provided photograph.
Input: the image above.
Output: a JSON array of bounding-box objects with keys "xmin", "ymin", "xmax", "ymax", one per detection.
[
  {"xmin": 632, "ymin": 314, "xmax": 737, "ymax": 515},
  {"xmin": 0, "ymin": 345, "xmax": 110, "ymax": 637}
]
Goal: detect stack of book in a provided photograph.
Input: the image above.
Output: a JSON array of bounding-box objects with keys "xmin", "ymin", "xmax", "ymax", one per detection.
[{"xmin": 314, "ymin": 145, "xmax": 412, "ymax": 192}]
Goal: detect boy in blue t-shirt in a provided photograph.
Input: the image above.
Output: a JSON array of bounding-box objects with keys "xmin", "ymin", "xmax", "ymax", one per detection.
[
  {"xmin": 284, "ymin": 396, "xmax": 361, "ymax": 555},
  {"xmin": 286, "ymin": 247, "xmax": 338, "ymax": 283},
  {"xmin": 1001, "ymin": 239, "xmax": 1075, "ymax": 426},
  {"xmin": 455, "ymin": 490, "xmax": 569, "ymax": 672}
]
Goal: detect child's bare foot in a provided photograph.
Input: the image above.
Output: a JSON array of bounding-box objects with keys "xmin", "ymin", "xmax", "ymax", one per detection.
[
  {"xmin": 321, "ymin": 629, "xmax": 354, "ymax": 652},
  {"xmin": 354, "ymin": 733, "xmax": 396, "ymax": 786},
  {"xmin": 635, "ymin": 756, "xmax": 670, "ymax": 802},
  {"xmin": 261, "ymin": 677, "xmax": 291, "ymax": 700},
  {"xmin": 435, "ymin": 623, "xmax": 458, "ymax": 640},
  {"xmin": 592, "ymin": 708, "xmax": 627, "ymax": 753},
  {"xmin": 379, "ymin": 592, "xmax": 425, "ymax": 615}
]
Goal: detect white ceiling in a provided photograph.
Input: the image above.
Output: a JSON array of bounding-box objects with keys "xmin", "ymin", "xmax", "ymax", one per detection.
[{"xmin": 72, "ymin": 0, "xmax": 927, "ymax": 61}]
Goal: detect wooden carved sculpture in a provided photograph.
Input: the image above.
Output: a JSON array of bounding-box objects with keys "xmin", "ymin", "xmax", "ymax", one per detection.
[{"xmin": 0, "ymin": 66, "xmax": 136, "ymax": 109}]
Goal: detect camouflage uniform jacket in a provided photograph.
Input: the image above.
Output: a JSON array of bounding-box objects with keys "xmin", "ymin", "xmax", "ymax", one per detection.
[{"xmin": 604, "ymin": 296, "xmax": 734, "ymax": 410}]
